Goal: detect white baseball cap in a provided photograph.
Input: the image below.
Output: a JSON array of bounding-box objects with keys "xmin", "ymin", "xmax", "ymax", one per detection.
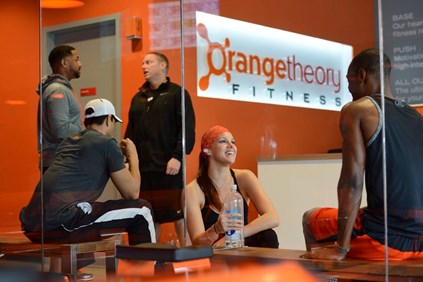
[{"xmin": 84, "ymin": 98, "xmax": 122, "ymax": 123}]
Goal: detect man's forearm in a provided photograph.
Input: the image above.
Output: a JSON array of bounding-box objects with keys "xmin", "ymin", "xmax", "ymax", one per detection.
[
  {"xmin": 127, "ymin": 156, "xmax": 141, "ymax": 187},
  {"xmin": 337, "ymin": 185, "xmax": 362, "ymax": 249}
]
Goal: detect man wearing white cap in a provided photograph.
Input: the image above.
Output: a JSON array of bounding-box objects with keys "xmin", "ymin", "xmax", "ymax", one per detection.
[{"xmin": 20, "ymin": 98, "xmax": 156, "ymax": 274}]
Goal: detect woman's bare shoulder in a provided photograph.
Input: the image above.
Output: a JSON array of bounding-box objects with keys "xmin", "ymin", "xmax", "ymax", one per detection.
[
  {"xmin": 186, "ymin": 179, "xmax": 205, "ymax": 207},
  {"xmin": 232, "ymin": 168, "xmax": 256, "ymax": 179},
  {"xmin": 187, "ymin": 179, "xmax": 201, "ymax": 192},
  {"xmin": 232, "ymin": 169, "xmax": 259, "ymax": 190}
]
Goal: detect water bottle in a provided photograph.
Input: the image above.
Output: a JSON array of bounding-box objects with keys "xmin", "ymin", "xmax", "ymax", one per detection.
[
  {"xmin": 167, "ymin": 233, "xmax": 180, "ymax": 247},
  {"xmin": 223, "ymin": 185, "xmax": 244, "ymax": 248}
]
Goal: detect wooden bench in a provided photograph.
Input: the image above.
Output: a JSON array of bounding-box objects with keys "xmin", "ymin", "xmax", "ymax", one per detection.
[
  {"xmin": 0, "ymin": 235, "xmax": 122, "ymax": 281},
  {"xmin": 213, "ymin": 247, "xmax": 423, "ymax": 281}
]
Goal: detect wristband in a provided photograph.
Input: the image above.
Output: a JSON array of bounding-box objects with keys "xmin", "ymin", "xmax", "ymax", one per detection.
[{"xmin": 335, "ymin": 242, "xmax": 350, "ymax": 254}]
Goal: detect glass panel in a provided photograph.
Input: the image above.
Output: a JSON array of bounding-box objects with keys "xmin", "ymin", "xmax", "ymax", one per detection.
[
  {"xmin": 181, "ymin": 0, "xmax": 414, "ymax": 281},
  {"xmin": 0, "ymin": 0, "xmax": 46, "ymax": 276},
  {"xmin": 377, "ymin": 0, "xmax": 423, "ymax": 275},
  {"xmin": 188, "ymin": 0, "xmax": 363, "ymax": 254},
  {"xmin": 4, "ymin": 0, "xmax": 423, "ymax": 280}
]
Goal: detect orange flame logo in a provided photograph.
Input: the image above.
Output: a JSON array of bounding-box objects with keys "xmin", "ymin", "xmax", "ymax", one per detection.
[{"xmin": 197, "ymin": 23, "xmax": 231, "ymax": 91}]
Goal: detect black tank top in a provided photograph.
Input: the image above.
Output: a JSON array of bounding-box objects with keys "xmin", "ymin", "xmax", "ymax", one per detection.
[
  {"xmin": 201, "ymin": 169, "xmax": 248, "ymax": 230},
  {"xmin": 364, "ymin": 94, "xmax": 423, "ymax": 252}
]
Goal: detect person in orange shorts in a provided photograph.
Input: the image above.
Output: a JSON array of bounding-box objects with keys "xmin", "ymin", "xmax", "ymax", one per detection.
[{"xmin": 302, "ymin": 48, "xmax": 423, "ymax": 261}]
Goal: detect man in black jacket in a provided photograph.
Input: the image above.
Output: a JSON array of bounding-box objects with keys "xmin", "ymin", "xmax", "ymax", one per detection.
[{"xmin": 125, "ymin": 52, "xmax": 196, "ymax": 245}]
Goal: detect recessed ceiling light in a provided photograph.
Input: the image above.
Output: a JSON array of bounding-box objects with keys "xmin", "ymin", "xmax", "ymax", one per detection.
[{"xmin": 41, "ymin": 0, "xmax": 85, "ymax": 9}]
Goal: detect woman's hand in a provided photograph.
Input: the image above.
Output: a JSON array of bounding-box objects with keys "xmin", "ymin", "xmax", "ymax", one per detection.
[
  {"xmin": 218, "ymin": 212, "xmax": 244, "ymax": 233},
  {"xmin": 212, "ymin": 236, "xmax": 227, "ymax": 248},
  {"xmin": 212, "ymin": 214, "xmax": 244, "ymax": 248}
]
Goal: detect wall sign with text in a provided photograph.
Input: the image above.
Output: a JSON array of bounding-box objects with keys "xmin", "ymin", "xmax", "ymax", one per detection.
[
  {"xmin": 375, "ymin": 0, "xmax": 423, "ymax": 105},
  {"xmin": 196, "ymin": 12, "xmax": 353, "ymax": 111}
]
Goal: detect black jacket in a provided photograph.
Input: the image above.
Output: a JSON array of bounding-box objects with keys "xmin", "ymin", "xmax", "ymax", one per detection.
[{"xmin": 125, "ymin": 78, "xmax": 196, "ymax": 173}]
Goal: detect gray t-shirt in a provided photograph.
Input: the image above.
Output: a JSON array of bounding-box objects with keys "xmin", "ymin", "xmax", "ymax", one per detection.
[{"xmin": 21, "ymin": 129, "xmax": 125, "ymax": 231}]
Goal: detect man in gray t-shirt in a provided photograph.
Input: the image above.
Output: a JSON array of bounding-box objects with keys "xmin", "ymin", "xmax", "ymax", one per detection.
[{"xmin": 21, "ymin": 98, "xmax": 155, "ymax": 270}]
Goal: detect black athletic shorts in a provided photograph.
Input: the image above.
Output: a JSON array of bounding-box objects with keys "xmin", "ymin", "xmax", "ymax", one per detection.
[{"xmin": 140, "ymin": 171, "xmax": 183, "ymax": 223}]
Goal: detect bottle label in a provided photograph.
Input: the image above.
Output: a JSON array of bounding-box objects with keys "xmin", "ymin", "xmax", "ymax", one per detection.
[{"xmin": 225, "ymin": 208, "xmax": 239, "ymax": 235}]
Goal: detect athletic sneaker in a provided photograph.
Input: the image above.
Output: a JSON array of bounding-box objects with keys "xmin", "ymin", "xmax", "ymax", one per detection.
[{"xmin": 77, "ymin": 272, "xmax": 93, "ymax": 281}]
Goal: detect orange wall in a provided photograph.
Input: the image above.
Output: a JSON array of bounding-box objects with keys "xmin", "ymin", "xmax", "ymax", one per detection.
[
  {"xmin": 0, "ymin": 0, "xmax": 40, "ymax": 230},
  {"xmin": 40, "ymin": 0, "xmax": 376, "ymax": 180},
  {"xmin": 1, "ymin": 0, "xmax": 381, "ymax": 233}
]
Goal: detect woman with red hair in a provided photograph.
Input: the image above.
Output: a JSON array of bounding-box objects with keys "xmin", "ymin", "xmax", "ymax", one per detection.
[{"xmin": 184, "ymin": 125, "xmax": 279, "ymax": 248}]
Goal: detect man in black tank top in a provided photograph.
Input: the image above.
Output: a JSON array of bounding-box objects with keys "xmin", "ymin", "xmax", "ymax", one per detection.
[{"xmin": 302, "ymin": 48, "xmax": 423, "ymax": 260}]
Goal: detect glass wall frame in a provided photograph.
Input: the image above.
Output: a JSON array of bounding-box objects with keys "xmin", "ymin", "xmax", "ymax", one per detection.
[{"xmin": 0, "ymin": 0, "xmax": 422, "ymax": 281}]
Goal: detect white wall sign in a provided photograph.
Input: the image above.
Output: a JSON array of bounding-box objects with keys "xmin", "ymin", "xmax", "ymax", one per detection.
[{"xmin": 196, "ymin": 12, "xmax": 353, "ymax": 111}]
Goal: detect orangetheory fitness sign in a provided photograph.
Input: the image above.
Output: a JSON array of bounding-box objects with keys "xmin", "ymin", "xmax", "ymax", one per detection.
[{"xmin": 196, "ymin": 12, "xmax": 353, "ymax": 111}]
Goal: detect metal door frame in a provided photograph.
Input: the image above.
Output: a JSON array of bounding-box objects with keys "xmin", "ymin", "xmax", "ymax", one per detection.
[{"xmin": 42, "ymin": 14, "xmax": 122, "ymax": 122}]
